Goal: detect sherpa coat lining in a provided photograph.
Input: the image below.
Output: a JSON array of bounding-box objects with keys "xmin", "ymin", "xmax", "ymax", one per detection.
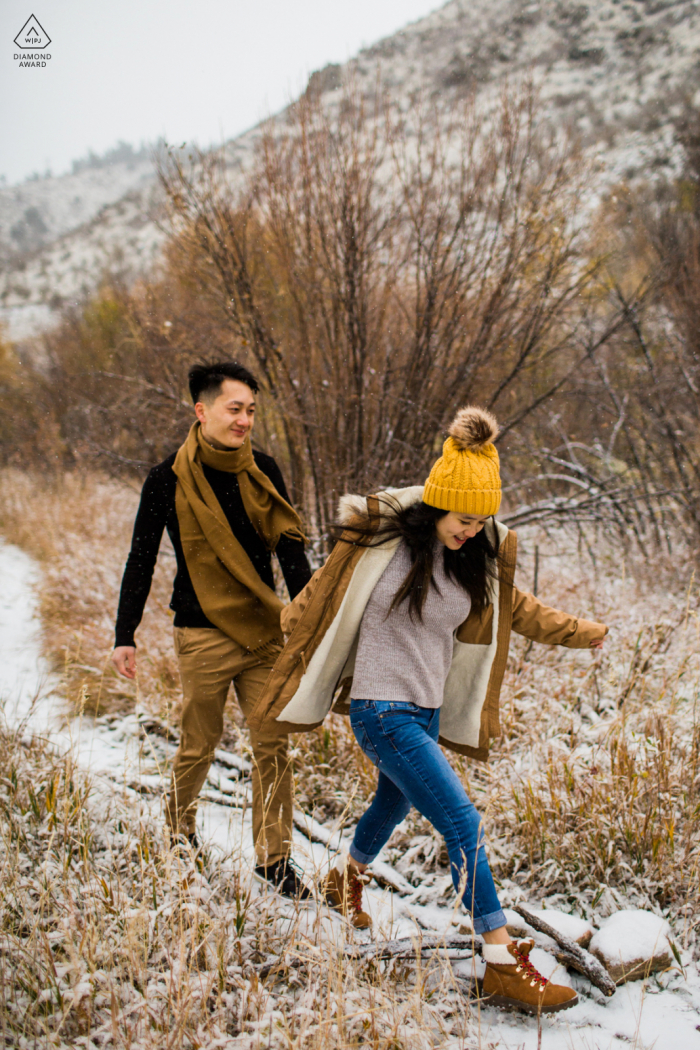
[{"xmin": 247, "ymin": 486, "xmax": 607, "ymax": 761}]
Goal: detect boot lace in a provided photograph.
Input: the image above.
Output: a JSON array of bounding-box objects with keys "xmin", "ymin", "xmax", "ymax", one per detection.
[
  {"xmin": 347, "ymin": 871, "xmax": 365, "ymax": 914},
  {"xmin": 512, "ymin": 945, "xmax": 548, "ymax": 991}
]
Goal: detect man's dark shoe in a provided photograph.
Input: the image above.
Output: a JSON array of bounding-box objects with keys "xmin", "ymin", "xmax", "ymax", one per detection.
[
  {"xmin": 256, "ymin": 857, "xmax": 311, "ymax": 900},
  {"xmin": 169, "ymin": 830, "xmax": 202, "ymax": 855}
]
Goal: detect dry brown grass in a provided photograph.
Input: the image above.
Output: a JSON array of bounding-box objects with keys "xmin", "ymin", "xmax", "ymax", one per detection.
[
  {"xmin": 1, "ymin": 468, "xmax": 699, "ymax": 1047},
  {"xmin": 291, "ymin": 715, "xmax": 377, "ymax": 826},
  {"xmin": 0, "ymin": 726, "xmax": 478, "ymax": 1049},
  {"xmin": 482, "ymin": 548, "xmax": 700, "ymax": 928},
  {"xmin": 0, "ymin": 467, "xmax": 377, "ymax": 797},
  {"xmin": 2, "ymin": 467, "xmax": 698, "ymax": 921},
  {"xmin": 2, "ymin": 470, "xmax": 699, "ymax": 908},
  {"xmin": 0, "ymin": 469, "xmax": 182, "ymax": 723}
]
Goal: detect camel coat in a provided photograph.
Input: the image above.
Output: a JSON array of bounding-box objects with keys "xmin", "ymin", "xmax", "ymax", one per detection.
[{"xmin": 248, "ymin": 486, "xmax": 607, "ymax": 761}]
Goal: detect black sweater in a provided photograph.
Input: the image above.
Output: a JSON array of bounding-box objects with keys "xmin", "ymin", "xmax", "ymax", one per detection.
[{"xmin": 114, "ymin": 449, "xmax": 312, "ymax": 648}]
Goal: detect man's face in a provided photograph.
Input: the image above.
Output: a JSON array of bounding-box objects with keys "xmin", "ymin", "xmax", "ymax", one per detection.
[{"xmin": 195, "ymin": 379, "xmax": 256, "ymax": 450}]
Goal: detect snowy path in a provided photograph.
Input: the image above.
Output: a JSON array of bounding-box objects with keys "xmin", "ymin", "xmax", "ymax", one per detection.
[{"xmin": 1, "ymin": 538, "xmax": 699, "ymax": 1049}]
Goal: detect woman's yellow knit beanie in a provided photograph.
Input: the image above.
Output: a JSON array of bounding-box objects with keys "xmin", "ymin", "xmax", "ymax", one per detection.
[{"xmin": 423, "ymin": 406, "xmax": 501, "ymax": 516}]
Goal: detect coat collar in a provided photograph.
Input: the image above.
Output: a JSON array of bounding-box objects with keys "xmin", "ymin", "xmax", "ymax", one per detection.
[{"xmin": 337, "ymin": 485, "xmax": 425, "ymax": 526}]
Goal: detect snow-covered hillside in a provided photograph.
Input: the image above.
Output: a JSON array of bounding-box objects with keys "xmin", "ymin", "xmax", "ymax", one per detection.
[
  {"xmin": 0, "ymin": 145, "xmax": 163, "ymax": 340},
  {"xmin": 0, "ymin": 145, "xmax": 154, "ymax": 256},
  {"xmin": 2, "ymin": 0, "xmax": 699, "ymax": 342},
  {"xmin": 350, "ymin": 0, "xmax": 700, "ymax": 141}
]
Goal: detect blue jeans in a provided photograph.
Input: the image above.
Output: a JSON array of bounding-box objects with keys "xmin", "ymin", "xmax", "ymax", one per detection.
[{"xmin": 349, "ymin": 699, "xmax": 506, "ymax": 935}]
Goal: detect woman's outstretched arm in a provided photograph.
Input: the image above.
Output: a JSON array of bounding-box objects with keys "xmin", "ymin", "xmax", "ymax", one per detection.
[{"xmin": 511, "ymin": 586, "xmax": 608, "ymax": 649}]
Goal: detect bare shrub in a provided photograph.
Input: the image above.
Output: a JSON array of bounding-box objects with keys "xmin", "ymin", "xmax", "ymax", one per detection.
[
  {"xmin": 544, "ymin": 105, "xmax": 700, "ymax": 551},
  {"xmin": 2, "ymin": 83, "xmax": 666, "ymax": 548},
  {"xmin": 38, "ymin": 285, "xmax": 195, "ymax": 471},
  {"xmin": 160, "ymin": 84, "xmax": 623, "ymax": 535}
]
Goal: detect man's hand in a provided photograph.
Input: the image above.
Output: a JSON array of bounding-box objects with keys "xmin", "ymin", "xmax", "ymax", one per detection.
[
  {"xmin": 589, "ymin": 638, "xmax": 606, "ymax": 650},
  {"xmin": 112, "ymin": 646, "xmax": 137, "ymax": 679}
]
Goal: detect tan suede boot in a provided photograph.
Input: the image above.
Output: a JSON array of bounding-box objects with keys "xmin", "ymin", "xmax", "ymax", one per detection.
[
  {"xmin": 481, "ymin": 939, "xmax": 578, "ymax": 1014},
  {"xmin": 322, "ymin": 865, "xmax": 372, "ymax": 929}
]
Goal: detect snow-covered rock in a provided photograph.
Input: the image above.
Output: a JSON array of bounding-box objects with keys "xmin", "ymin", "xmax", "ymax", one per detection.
[{"xmin": 589, "ymin": 910, "xmax": 673, "ymax": 985}]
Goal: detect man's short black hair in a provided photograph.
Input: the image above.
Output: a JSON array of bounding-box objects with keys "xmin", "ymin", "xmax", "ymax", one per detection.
[{"xmin": 188, "ymin": 361, "xmax": 260, "ymax": 404}]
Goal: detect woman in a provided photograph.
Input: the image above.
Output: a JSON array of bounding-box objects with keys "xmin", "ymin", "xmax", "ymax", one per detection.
[{"xmin": 248, "ymin": 407, "xmax": 607, "ymax": 1014}]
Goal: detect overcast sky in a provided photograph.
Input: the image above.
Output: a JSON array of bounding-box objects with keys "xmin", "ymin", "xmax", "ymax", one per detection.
[{"xmin": 0, "ymin": 0, "xmax": 442, "ymax": 185}]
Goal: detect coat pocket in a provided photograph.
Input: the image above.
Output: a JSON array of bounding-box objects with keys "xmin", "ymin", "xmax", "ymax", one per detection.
[
  {"xmin": 350, "ymin": 717, "xmax": 380, "ymax": 766},
  {"xmin": 455, "ymin": 604, "xmax": 494, "ymax": 645}
]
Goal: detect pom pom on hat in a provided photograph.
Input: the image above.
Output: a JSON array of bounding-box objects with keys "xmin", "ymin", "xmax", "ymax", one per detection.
[
  {"xmin": 448, "ymin": 406, "xmax": 499, "ymax": 452},
  {"xmin": 423, "ymin": 405, "xmax": 502, "ymax": 516}
]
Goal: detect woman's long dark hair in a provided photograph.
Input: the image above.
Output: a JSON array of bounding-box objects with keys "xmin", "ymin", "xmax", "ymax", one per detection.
[{"xmin": 332, "ymin": 499, "xmax": 500, "ymax": 622}]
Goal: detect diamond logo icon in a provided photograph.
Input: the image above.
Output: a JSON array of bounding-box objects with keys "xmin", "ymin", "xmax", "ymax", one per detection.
[{"xmin": 14, "ymin": 15, "xmax": 51, "ymax": 49}]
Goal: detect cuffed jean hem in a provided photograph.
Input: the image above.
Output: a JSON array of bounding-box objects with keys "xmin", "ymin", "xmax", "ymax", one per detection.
[
  {"xmin": 472, "ymin": 908, "xmax": 508, "ymax": 935},
  {"xmin": 349, "ymin": 843, "xmax": 378, "ymax": 865}
]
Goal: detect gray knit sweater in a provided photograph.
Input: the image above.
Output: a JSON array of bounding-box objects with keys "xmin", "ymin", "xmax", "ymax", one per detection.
[{"xmin": 352, "ymin": 539, "xmax": 471, "ymax": 708}]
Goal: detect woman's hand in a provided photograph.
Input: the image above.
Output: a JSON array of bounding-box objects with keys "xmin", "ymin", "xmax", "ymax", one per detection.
[{"xmin": 589, "ymin": 638, "xmax": 606, "ymax": 650}]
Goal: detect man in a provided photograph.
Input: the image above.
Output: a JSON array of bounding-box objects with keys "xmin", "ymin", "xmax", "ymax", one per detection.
[{"xmin": 112, "ymin": 361, "xmax": 312, "ymax": 898}]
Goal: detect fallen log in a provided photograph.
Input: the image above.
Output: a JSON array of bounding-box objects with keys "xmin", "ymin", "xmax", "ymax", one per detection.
[
  {"xmin": 198, "ymin": 789, "xmax": 245, "ymax": 809},
  {"xmin": 292, "ymin": 811, "xmax": 343, "ymax": 850},
  {"xmin": 513, "ymin": 904, "xmax": 616, "ymax": 997},
  {"xmin": 214, "ymin": 747, "xmax": 252, "ymax": 775},
  {"xmin": 345, "ymin": 933, "xmax": 477, "ymax": 962}
]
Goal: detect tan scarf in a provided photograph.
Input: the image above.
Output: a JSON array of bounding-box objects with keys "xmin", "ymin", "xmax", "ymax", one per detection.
[{"xmin": 172, "ymin": 422, "xmax": 306, "ymax": 653}]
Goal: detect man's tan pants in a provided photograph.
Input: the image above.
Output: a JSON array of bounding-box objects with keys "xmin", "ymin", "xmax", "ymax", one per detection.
[{"xmin": 165, "ymin": 627, "xmax": 292, "ymax": 866}]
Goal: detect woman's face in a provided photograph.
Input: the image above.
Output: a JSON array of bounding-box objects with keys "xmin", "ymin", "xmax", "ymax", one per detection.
[{"xmin": 436, "ymin": 511, "xmax": 490, "ymax": 550}]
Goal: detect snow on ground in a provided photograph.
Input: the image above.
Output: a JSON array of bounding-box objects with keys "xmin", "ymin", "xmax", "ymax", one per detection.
[
  {"xmin": 0, "ymin": 541, "xmax": 60, "ymax": 737},
  {"xmin": 1, "ymin": 536, "xmax": 699, "ymax": 1048}
]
